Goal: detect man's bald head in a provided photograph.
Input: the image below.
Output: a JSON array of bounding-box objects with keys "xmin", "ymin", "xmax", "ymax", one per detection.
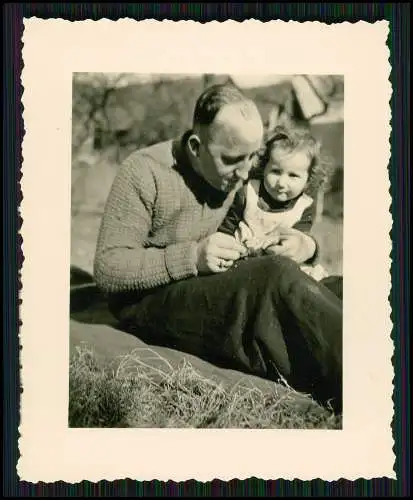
[
  {"xmin": 204, "ymin": 100, "xmax": 264, "ymax": 149},
  {"xmin": 192, "ymin": 83, "xmax": 263, "ymax": 147},
  {"xmin": 186, "ymin": 84, "xmax": 264, "ymax": 193},
  {"xmin": 193, "ymin": 83, "xmax": 248, "ymax": 126}
]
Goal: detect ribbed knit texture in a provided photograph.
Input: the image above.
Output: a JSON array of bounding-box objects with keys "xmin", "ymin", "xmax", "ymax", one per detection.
[{"xmin": 93, "ymin": 136, "xmax": 237, "ymax": 294}]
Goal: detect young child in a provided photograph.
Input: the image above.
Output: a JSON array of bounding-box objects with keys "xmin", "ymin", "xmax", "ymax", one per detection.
[{"xmin": 219, "ymin": 125, "xmax": 330, "ymax": 281}]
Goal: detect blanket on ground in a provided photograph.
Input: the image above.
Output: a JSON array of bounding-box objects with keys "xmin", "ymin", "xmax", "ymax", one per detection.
[{"xmin": 69, "ymin": 266, "xmax": 317, "ymax": 405}]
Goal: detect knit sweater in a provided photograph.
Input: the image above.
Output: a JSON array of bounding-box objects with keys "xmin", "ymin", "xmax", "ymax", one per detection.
[{"xmin": 93, "ymin": 132, "xmax": 238, "ymax": 297}]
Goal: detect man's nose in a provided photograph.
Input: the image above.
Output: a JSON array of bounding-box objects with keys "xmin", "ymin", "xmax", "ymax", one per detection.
[
  {"xmin": 235, "ymin": 160, "xmax": 253, "ymax": 181},
  {"xmin": 236, "ymin": 166, "xmax": 250, "ymax": 181}
]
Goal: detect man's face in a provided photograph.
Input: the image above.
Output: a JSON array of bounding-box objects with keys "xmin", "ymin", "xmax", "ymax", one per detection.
[{"xmin": 196, "ymin": 102, "xmax": 264, "ymax": 192}]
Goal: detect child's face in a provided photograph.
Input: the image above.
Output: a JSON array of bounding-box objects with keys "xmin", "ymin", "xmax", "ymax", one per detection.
[{"xmin": 263, "ymin": 148, "xmax": 310, "ymax": 202}]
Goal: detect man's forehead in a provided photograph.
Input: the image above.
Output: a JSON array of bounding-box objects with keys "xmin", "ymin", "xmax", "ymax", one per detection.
[
  {"xmin": 207, "ymin": 101, "xmax": 264, "ymax": 148},
  {"xmin": 215, "ymin": 100, "xmax": 262, "ymax": 126}
]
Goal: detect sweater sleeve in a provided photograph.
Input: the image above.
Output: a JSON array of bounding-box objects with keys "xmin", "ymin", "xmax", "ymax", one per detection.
[
  {"xmin": 217, "ymin": 188, "xmax": 247, "ymax": 236},
  {"xmin": 93, "ymin": 157, "xmax": 198, "ymax": 294}
]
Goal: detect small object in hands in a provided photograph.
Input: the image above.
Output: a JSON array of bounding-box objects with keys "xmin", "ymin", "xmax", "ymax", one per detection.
[
  {"xmin": 242, "ymin": 229, "xmax": 281, "ymax": 258},
  {"xmin": 241, "ymin": 238, "xmax": 265, "ymax": 258}
]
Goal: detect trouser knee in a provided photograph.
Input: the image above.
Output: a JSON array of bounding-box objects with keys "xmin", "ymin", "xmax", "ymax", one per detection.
[{"xmin": 253, "ymin": 255, "xmax": 310, "ymax": 297}]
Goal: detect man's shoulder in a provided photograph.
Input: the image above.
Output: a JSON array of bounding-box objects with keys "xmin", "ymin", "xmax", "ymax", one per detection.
[
  {"xmin": 118, "ymin": 137, "xmax": 182, "ymax": 186},
  {"xmin": 126, "ymin": 138, "xmax": 176, "ymax": 169}
]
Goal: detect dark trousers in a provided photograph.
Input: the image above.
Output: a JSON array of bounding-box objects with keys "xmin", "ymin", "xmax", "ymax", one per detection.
[{"xmin": 116, "ymin": 255, "xmax": 343, "ymax": 413}]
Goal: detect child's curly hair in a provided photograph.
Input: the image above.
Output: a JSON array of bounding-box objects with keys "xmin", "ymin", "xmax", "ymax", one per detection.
[{"xmin": 252, "ymin": 125, "xmax": 332, "ymax": 196}]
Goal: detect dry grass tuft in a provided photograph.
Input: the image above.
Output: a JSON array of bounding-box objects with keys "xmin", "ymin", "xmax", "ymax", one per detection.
[{"xmin": 69, "ymin": 344, "xmax": 342, "ymax": 429}]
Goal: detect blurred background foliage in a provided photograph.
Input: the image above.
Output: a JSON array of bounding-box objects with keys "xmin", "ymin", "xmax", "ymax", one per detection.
[{"xmin": 71, "ymin": 73, "xmax": 344, "ymax": 275}]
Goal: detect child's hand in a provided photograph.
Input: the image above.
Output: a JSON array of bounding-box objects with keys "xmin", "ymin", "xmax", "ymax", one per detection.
[
  {"xmin": 265, "ymin": 228, "xmax": 317, "ymax": 264},
  {"xmin": 243, "ymin": 237, "xmax": 263, "ymax": 253},
  {"xmin": 261, "ymin": 232, "xmax": 281, "ymax": 254},
  {"xmin": 262, "ymin": 243, "xmax": 282, "ymax": 256}
]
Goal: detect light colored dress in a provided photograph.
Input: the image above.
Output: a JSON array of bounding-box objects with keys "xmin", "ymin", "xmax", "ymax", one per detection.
[{"xmin": 234, "ymin": 180, "xmax": 329, "ymax": 282}]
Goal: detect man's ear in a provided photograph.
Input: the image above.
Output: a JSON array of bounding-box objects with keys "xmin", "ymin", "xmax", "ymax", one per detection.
[{"xmin": 187, "ymin": 133, "xmax": 201, "ymax": 158}]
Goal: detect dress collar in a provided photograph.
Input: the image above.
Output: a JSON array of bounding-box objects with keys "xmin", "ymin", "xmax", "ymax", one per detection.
[{"xmin": 257, "ymin": 181, "xmax": 302, "ymax": 212}]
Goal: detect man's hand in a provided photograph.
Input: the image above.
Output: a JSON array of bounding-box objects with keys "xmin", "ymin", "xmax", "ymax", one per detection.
[
  {"xmin": 196, "ymin": 232, "xmax": 248, "ymax": 274},
  {"xmin": 263, "ymin": 228, "xmax": 317, "ymax": 264}
]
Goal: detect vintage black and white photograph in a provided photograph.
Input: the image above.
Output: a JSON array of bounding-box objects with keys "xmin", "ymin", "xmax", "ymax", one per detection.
[
  {"xmin": 69, "ymin": 72, "xmax": 345, "ymax": 429},
  {"xmin": 18, "ymin": 18, "xmax": 394, "ymax": 482}
]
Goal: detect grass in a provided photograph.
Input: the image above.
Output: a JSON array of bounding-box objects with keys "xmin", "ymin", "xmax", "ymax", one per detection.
[{"xmin": 69, "ymin": 343, "xmax": 342, "ymax": 429}]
